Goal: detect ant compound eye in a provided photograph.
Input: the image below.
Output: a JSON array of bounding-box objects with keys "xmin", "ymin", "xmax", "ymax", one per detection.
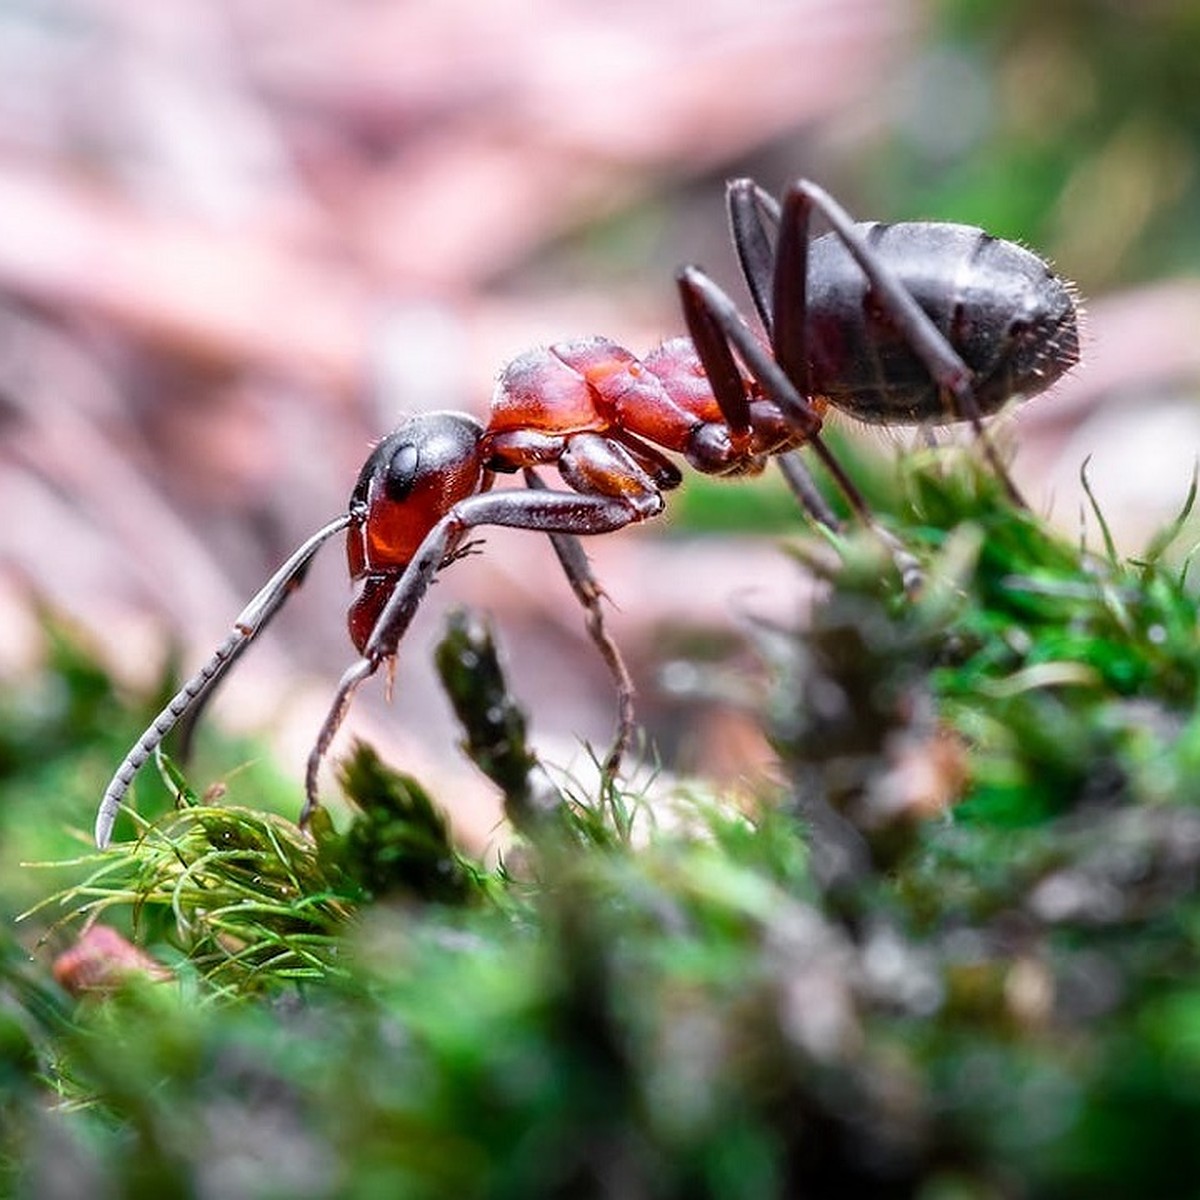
[{"xmin": 384, "ymin": 442, "xmax": 420, "ymax": 501}]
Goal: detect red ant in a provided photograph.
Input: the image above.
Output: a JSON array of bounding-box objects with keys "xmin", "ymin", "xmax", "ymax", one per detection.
[{"xmin": 95, "ymin": 179, "xmax": 1079, "ymax": 847}]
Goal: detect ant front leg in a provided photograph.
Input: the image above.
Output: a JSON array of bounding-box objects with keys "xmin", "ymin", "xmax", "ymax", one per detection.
[
  {"xmin": 301, "ymin": 486, "xmax": 655, "ymax": 827},
  {"xmin": 95, "ymin": 513, "xmax": 353, "ymax": 848},
  {"xmin": 773, "ymin": 179, "xmax": 1025, "ymax": 508}
]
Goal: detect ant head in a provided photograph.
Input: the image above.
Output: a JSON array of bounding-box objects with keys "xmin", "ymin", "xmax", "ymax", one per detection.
[{"xmin": 347, "ymin": 411, "xmax": 487, "ymax": 580}]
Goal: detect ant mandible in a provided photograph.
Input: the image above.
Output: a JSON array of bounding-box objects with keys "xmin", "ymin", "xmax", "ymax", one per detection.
[{"xmin": 95, "ymin": 178, "xmax": 1079, "ymax": 847}]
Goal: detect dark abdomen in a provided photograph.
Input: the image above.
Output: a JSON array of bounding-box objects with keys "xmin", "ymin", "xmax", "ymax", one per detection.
[{"xmin": 805, "ymin": 221, "xmax": 1078, "ymax": 425}]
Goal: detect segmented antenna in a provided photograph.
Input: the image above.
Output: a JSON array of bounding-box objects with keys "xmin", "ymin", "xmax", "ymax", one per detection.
[{"xmin": 95, "ymin": 514, "xmax": 351, "ymax": 848}]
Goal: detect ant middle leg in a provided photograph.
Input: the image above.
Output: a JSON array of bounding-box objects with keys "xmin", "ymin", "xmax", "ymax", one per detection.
[
  {"xmin": 726, "ymin": 178, "xmax": 781, "ymax": 332},
  {"xmin": 775, "ymin": 451, "xmax": 842, "ymax": 532},
  {"xmin": 523, "ymin": 466, "xmax": 637, "ymax": 779},
  {"xmin": 675, "ymin": 265, "xmax": 871, "ymax": 525}
]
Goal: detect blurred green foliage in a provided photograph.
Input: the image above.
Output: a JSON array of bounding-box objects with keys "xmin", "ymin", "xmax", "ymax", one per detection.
[
  {"xmin": 0, "ymin": 622, "xmax": 305, "ymax": 925},
  {"xmin": 870, "ymin": 0, "xmax": 1200, "ymax": 290},
  {"xmin": 6, "ymin": 444, "xmax": 1200, "ymax": 1195}
]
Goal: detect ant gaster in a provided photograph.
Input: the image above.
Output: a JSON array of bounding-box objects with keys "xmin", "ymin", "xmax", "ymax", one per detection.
[{"xmin": 95, "ymin": 179, "xmax": 1079, "ymax": 847}]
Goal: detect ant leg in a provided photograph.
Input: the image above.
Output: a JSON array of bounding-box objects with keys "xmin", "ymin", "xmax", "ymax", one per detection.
[
  {"xmin": 778, "ymin": 179, "xmax": 1025, "ymax": 507},
  {"xmin": 676, "ymin": 269, "xmax": 754, "ymax": 447},
  {"xmin": 676, "ymin": 266, "xmax": 869, "ymax": 521},
  {"xmin": 726, "ymin": 181, "xmax": 846, "ymax": 534},
  {"xmin": 678, "ymin": 268, "xmax": 922, "ymax": 592},
  {"xmin": 524, "ymin": 467, "xmax": 637, "ymax": 779},
  {"xmin": 776, "ymin": 451, "xmax": 842, "ymax": 531},
  {"xmin": 301, "ymin": 488, "xmax": 650, "ymax": 827},
  {"xmin": 95, "ymin": 512, "xmax": 352, "ymax": 848},
  {"xmin": 678, "ymin": 268, "xmax": 839, "ymax": 530},
  {"xmin": 727, "ymin": 178, "xmax": 782, "ymax": 331},
  {"xmin": 302, "ymin": 655, "xmax": 375, "ymax": 826},
  {"xmin": 678, "ymin": 260, "xmax": 853, "ymax": 536}
]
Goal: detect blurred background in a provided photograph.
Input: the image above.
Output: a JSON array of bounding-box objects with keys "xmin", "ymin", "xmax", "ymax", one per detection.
[{"xmin": 2, "ymin": 0, "xmax": 1200, "ymax": 879}]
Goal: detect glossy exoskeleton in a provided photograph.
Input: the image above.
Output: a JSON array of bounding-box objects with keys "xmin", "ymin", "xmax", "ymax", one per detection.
[{"xmin": 95, "ymin": 178, "xmax": 1079, "ymax": 846}]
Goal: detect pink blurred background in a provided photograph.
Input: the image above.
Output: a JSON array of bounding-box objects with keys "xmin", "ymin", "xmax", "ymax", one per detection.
[{"xmin": 1, "ymin": 0, "xmax": 1194, "ymax": 844}]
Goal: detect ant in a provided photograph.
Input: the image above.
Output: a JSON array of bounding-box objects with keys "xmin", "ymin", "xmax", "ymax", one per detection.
[{"xmin": 95, "ymin": 178, "xmax": 1079, "ymax": 848}]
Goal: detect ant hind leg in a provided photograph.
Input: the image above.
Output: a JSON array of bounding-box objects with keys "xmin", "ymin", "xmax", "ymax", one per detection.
[
  {"xmin": 777, "ymin": 179, "xmax": 1026, "ymax": 508},
  {"xmin": 676, "ymin": 265, "xmax": 871, "ymax": 525}
]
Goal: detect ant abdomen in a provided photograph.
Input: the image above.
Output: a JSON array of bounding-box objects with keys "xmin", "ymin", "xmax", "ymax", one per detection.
[{"xmin": 805, "ymin": 222, "xmax": 1080, "ymax": 425}]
